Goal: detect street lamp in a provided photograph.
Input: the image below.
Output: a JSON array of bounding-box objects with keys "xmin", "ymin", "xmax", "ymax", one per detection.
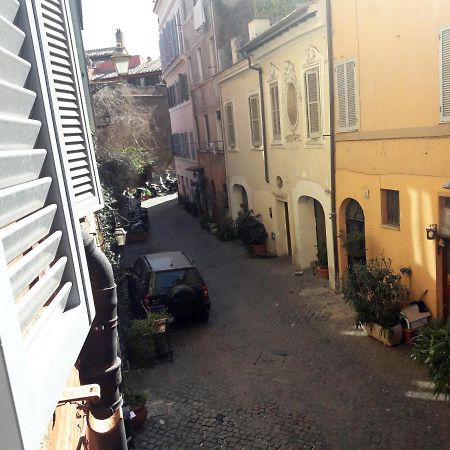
[
  {"xmin": 111, "ymin": 46, "xmax": 131, "ymax": 81},
  {"xmin": 114, "ymin": 227, "xmax": 127, "ymax": 246}
]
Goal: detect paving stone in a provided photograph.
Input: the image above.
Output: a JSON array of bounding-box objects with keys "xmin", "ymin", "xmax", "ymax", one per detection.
[{"xmin": 122, "ymin": 198, "xmax": 450, "ymax": 450}]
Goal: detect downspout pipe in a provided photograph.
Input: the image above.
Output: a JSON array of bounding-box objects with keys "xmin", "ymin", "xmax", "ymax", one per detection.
[
  {"xmin": 78, "ymin": 228, "xmax": 127, "ymax": 450},
  {"xmin": 325, "ymin": 0, "xmax": 340, "ymax": 291},
  {"xmin": 246, "ymin": 56, "xmax": 269, "ymax": 184}
]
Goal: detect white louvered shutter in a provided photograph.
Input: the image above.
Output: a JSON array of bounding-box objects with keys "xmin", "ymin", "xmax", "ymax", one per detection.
[
  {"xmin": 440, "ymin": 26, "xmax": 450, "ymax": 121},
  {"xmin": 225, "ymin": 103, "xmax": 236, "ymax": 148},
  {"xmin": 305, "ymin": 68, "xmax": 321, "ymax": 138},
  {"xmin": 33, "ymin": 0, "xmax": 102, "ymax": 217},
  {"xmin": 0, "ymin": 1, "xmax": 95, "ymax": 449},
  {"xmin": 336, "ymin": 59, "xmax": 358, "ymax": 132},
  {"xmin": 249, "ymin": 95, "xmax": 262, "ymax": 147}
]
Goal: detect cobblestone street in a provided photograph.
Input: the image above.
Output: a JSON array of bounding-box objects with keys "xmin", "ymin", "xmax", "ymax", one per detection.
[{"xmin": 124, "ymin": 197, "xmax": 450, "ymax": 450}]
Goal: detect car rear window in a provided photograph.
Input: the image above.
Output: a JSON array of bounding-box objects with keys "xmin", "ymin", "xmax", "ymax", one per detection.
[{"xmin": 155, "ymin": 269, "xmax": 203, "ymax": 294}]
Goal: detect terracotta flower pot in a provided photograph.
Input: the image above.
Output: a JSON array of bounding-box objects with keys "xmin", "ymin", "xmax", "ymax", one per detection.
[
  {"xmin": 317, "ymin": 266, "xmax": 329, "ymax": 279},
  {"xmin": 251, "ymin": 243, "xmax": 266, "ymax": 256},
  {"xmin": 130, "ymin": 405, "xmax": 148, "ymax": 428}
]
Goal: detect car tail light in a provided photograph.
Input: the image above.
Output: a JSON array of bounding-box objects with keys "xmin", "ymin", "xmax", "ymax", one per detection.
[
  {"xmin": 143, "ymin": 293, "xmax": 150, "ymax": 306},
  {"xmin": 202, "ymin": 285, "xmax": 209, "ymax": 300}
]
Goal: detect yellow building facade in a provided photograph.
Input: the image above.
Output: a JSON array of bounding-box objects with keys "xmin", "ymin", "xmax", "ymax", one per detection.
[
  {"xmin": 333, "ymin": 0, "xmax": 450, "ymax": 317},
  {"xmin": 218, "ymin": 2, "xmax": 337, "ymax": 288}
]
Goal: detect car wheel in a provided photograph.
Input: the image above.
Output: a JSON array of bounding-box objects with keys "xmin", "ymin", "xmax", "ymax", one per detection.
[{"xmin": 167, "ymin": 284, "xmax": 197, "ymax": 318}]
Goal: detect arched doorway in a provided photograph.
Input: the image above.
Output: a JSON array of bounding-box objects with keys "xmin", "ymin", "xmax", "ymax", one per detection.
[
  {"xmin": 232, "ymin": 184, "xmax": 249, "ymax": 216},
  {"xmin": 298, "ymin": 196, "xmax": 327, "ymax": 269},
  {"xmin": 345, "ymin": 199, "xmax": 366, "ymax": 267}
]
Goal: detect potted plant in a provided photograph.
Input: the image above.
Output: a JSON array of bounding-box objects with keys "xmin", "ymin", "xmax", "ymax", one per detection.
[
  {"xmin": 127, "ymin": 312, "xmax": 170, "ymax": 368},
  {"xmin": 124, "ymin": 387, "xmax": 148, "ymax": 428},
  {"xmin": 233, "ymin": 210, "xmax": 268, "ymax": 255},
  {"xmin": 342, "ymin": 257, "xmax": 408, "ymax": 346},
  {"xmin": 316, "ymin": 241, "xmax": 329, "ymax": 279},
  {"xmin": 411, "ymin": 319, "xmax": 450, "ymax": 399}
]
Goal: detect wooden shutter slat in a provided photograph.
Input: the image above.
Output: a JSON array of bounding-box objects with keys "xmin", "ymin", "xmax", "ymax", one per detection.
[
  {"xmin": 0, "ymin": 79, "xmax": 37, "ymax": 118},
  {"xmin": 8, "ymin": 230, "xmax": 62, "ymax": 298},
  {"xmin": 0, "ymin": 204, "xmax": 57, "ymax": 263},
  {"xmin": 0, "ymin": 0, "xmax": 20, "ymax": 22},
  {"xmin": 0, "ymin": 15, "xmax": 25, "ymax": 54},
  {"xmin": 346, "ymin": 61, "xmax": 357, "ymax": 128},
  {"xmin": 0, "ymin": 115, "xmax": 41, "ymax": 150},
  {"xmin": 0, "ymin": 177, "xmax": 51, "ymax": 228},
  {"xmin": 23, "ymin": 281, "xmax": 71, "ymax": 348},
  {"xmin": 73, "ymin": 183, "xmax": 93, "ymax": 195},
  {"xmin": 16, "ymin": 256, "xmax": 67, "ymax": 332},
  {"xmin": 0, "ymin": 46, "xmax": 32, "ymax": 87},
  {"xmin": 0, "ymin": 149, "xmax": 46, "ymax": 189}
]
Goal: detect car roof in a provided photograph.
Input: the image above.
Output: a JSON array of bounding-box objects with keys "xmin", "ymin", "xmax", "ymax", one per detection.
[{"xmin": 142, "ymin": 251, "xmax": 194, "ymax": 271}]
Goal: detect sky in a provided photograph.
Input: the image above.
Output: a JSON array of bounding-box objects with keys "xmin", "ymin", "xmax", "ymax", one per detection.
[{"xmin": 81, "ymin": 0, "xmax": 160, "ymax": 60}]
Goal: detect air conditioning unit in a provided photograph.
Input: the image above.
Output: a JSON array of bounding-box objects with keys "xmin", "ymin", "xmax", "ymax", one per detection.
[{"xmin": 439, "ymin": 207, "xmax": 450, "ymax": 237}]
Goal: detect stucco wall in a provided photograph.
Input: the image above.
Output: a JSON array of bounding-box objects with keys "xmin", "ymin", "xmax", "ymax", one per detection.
[{"xmin": 333, "ymin": 0, "xmax": 450, "ymax": 316}]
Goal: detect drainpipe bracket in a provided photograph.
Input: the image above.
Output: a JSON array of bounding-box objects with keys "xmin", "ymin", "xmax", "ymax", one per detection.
[{"xmin": 58, "ymin": 384, "xmax": 101, "ymax": 405}]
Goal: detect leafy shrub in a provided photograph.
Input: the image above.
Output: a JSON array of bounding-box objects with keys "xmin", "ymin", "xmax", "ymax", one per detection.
[
  {"xmin": 412, "ymin": 319, "xmax": 450, "ymax": 399},
  {"xmin": 127, "ymin": 312, "xmax": 169, "ymax": 368},
  {"xmin": 233, "ymin": 210, "xmax": 268, "ymax": 247},
  {"xmin": 342, "ymin": 257, "xmax": 408, "ymax": 330}
]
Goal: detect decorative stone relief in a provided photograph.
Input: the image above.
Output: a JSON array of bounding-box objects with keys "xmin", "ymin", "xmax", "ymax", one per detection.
[
  {"xmin": 303, "ymin": 46, "xmax": 321, "ymax": 67},
  {"xmin": 283, "ymin": 60, "xmax": 301, "ymax": 136},
  {"xmin": 267, "ymin": 63, "xmax": 279, "ymax": 83}
]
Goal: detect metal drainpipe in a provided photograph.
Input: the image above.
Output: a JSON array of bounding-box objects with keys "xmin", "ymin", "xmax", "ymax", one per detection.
[
  {"xmin": 325, "ymin": 0, "xmax": 340, "ymax": 291},
  {"xmin": 78, "ymin": 228, "xmax": 127, "ymax": 450},
  {"xmin": 246, "ymin": 56, "xmax": 269, "ymax": 184}
]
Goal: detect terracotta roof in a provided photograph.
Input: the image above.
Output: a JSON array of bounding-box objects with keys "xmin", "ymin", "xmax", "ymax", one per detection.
[
  {"xmin": 128, "ymin": 58, "xmax": 162, "ymax": 75},
  {"xmin": 86, "ymin": 47, "xmax": 116, "ymax": 58}
]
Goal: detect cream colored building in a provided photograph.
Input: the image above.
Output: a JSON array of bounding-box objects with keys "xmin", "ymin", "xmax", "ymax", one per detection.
[{"xmin": 218, "ymin": 2, "xmax": 336, "ymax": 288}]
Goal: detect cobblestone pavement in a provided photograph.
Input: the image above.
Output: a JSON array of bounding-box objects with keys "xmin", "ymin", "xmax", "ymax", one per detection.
[{"xmin": 123, "ymin": 198, "xmax": 450, "ymax": 450}]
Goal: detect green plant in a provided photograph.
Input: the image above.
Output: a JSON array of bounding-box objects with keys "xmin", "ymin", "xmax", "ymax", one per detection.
[
  {"xmin": 127, "ymin": 312, "xmax": 169, "ymax": 368},
  {"xmin": 342, "ymin": 257, "xmax": 409, "ymax": 331},
  {"xmin": 412, "ymin": 319, "xmax": 450, "ymax": 399},
  {"xmin": 123, "ymin": 387, "xmax": 148, "ymax": 406},
  {"xmin": 217, "ymin": 220, "xmax": 235, "ymax": 241},
  {"xmin": 339, "ymin": 230, "xmax": 366, "ymax": 259},
  {"xmin": 316, "ymin": 241, "xmax": 328, "ymax": 268},
  {"xmin": 233, "ymin": 210, "xmax": 268, "ymax": 247}
]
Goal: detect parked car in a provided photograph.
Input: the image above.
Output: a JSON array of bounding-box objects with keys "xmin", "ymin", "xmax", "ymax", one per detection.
[{"xmin": 128, "ymin": 251, "xmax": 210, "ymax": 321}]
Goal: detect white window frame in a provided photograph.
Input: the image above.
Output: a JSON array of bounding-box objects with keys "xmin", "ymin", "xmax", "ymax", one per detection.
[
  {"xmin": 269, "ymin": 82, "xmax": 282, "ymax": 143},
  {"xmin": 335, "ymin": 58, "xmax": 359, "ymax": 132},
  {"xmin": 224, "ymin": 101, "xmax": 237, "ymax": 150},
  {"xmin": 248, "ymin": 92, "xmax": 262, "ymax": 148},
  {"xmin": 440, "ymin": 25, "xmax": 450, "ymax": 122}
]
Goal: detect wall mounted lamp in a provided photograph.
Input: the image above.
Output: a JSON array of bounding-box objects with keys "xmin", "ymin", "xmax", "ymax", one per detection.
[{"xmin": 426, "ymin": 224, "xmax": 437, "ymax": 240}]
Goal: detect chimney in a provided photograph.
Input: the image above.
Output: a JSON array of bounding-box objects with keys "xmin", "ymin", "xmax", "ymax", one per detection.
[
  {"xmin": 248, "ymin": 19, "xmax": 271, "ymax": 40},
  {"xmin": 115, "ymin": 28, "xmax": 124, "ymax": 48},
  {"xmin": 230, "ymin": 37, "xmax": 241, "ymax": 64}
]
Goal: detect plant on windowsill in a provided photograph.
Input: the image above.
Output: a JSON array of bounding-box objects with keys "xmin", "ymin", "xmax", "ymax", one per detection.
[
  {"xmin": 233, "ymin": 210, "xmax": 268, "ymax": 256},
  {"xmin": 411, "ymin": 319, "xmax": 450, "ymax": 400},
  {"xmin": 342, "ymin": 257, "xmax": 409, "ymax": 346}
]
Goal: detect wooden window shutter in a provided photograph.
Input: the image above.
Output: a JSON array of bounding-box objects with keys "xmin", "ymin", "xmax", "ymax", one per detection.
[
  {"xmin": 249, "ymin": 95, "xmax": 262, "ymax": 147},
  {"xmin": 305, "ymin": 68, "xmax": 321, "ymax": 138},
  {"xmin": 0, "ymin": 0, "xmax": 95, "ymax": 448},
  {"xmin": 226, "ymin": 103, "xmax": 236, "ymax": 148},
  {"xmin": 336, "ymin": 59, "xmax": 358, "ymax": 131},
  {"xmin": 440, "ymin": 26, "xmax": 450, "ymax": 121},
  {"xmin": 33, "ymin": 0, "xmax": 102, "ymax": 217}
]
